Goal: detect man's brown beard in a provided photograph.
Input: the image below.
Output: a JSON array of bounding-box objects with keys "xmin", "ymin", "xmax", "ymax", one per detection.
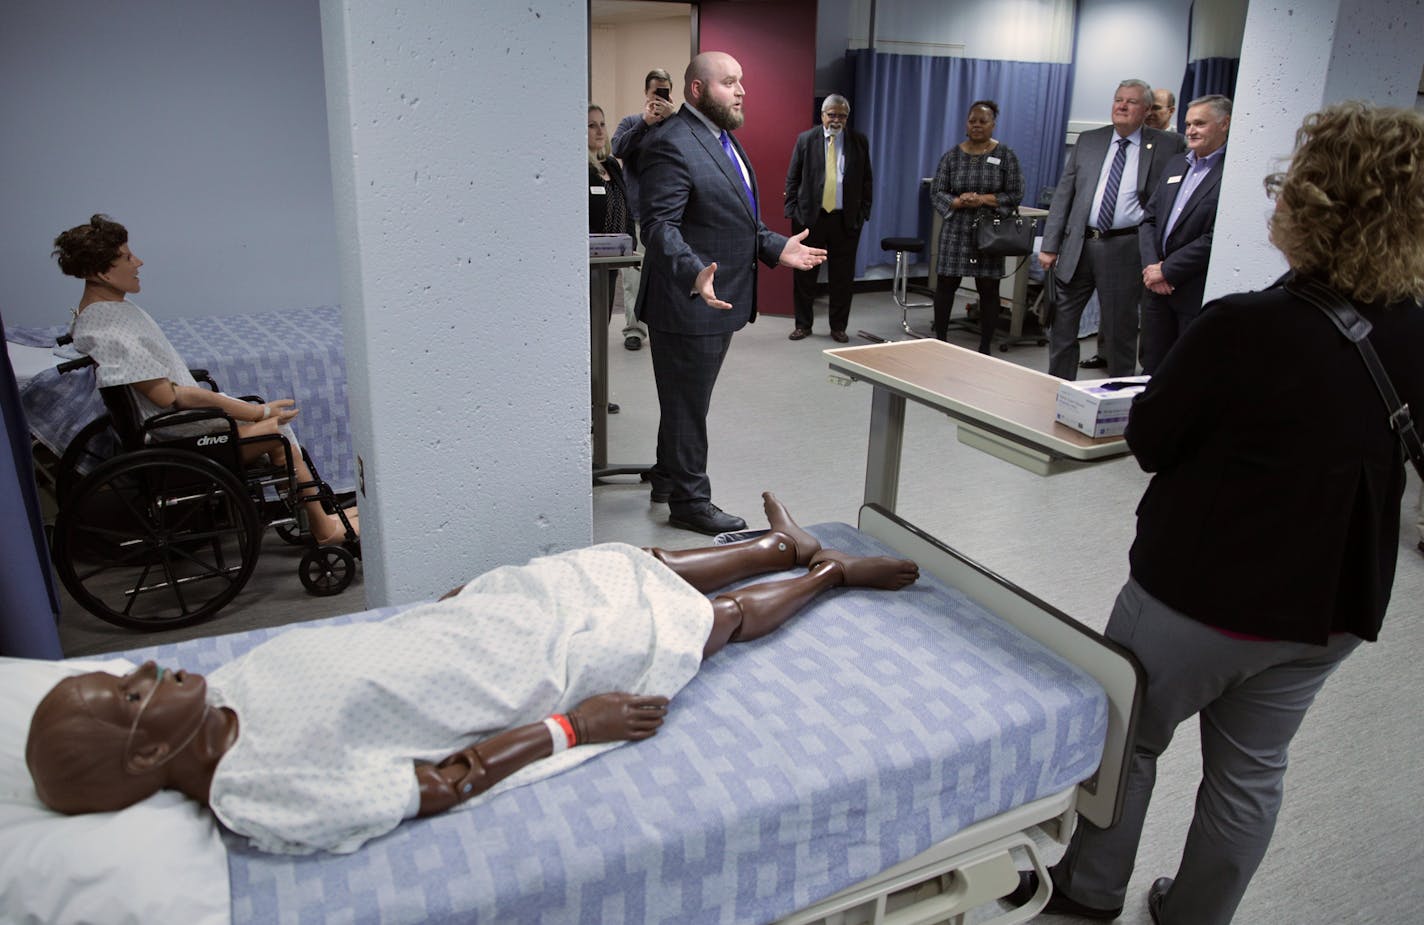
[{"xmin": 700, "ymin": 94, "xmax": 744, "ymax": 132}]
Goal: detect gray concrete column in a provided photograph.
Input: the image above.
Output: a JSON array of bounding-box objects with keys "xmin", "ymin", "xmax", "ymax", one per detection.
[
  {"xmin": 1204, "ymin": 0, "xmax": 1424, "ymax": 301},
  {"xmin": 320, "ymin": 2, "xmax": 591, "ymax": 604}
]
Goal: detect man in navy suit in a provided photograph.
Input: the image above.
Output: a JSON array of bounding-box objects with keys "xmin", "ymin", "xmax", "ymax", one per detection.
[
  {"xmin": 1138, "ymin": 95, "xmax": 1231, "ymax": 374},
  {"xmin": 1040, "ymin": 80, "xmax": 1187, "ymax": 379},
  {"xmin": 636, "ymin": 51, "xmax": 826, "ymax": 535},
  {"xmin": 783, "ymin": 94, "xmax": 873, "ymax": 342}
]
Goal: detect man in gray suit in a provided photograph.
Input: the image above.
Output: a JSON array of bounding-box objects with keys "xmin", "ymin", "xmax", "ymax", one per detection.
[
  {"xmin": 636, "ymin": 51, "xmax": 825, "ymax": 535},
  {"xmin": 1138, "ymin": 95, "xmax": 1230, "ymax": 374},
  {"xmin": 1040, "ymin": 80, "xmax": 1186, "ymax": 379}
]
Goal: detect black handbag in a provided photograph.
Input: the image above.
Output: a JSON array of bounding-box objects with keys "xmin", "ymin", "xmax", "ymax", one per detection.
[
  {"xmin": 974, "ymin": 209, "xmax": 1036, "ymax": 258},
  {"xmin": 1285, "ymin": 274, "xmax": 1424, "ymax": 479}
]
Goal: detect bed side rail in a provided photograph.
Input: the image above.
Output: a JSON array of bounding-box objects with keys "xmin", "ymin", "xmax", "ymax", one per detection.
[{"xmin": 857, "ymin": 503, "xmax": 1143, "ymax": 830}]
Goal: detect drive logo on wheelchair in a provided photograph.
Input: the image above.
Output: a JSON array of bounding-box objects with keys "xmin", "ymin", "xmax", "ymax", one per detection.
[{"xmin": 195, "ymin": 434, "xmax": 230, "ymax": 447}]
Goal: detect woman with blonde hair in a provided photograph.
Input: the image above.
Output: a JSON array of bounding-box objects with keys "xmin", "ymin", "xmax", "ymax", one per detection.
[{"xmin": 1010, "ymin": 102, "xmax": 1424, "ymax": 924}]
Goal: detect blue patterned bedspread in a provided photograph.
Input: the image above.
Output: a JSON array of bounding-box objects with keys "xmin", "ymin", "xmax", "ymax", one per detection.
[
  {"xmin": 114, "ymin": 523, "xmax": 1107, "ymax": 924},
  {"xmin": 12, "ymin": 305, "xmax": 355, "ymax": 492}
]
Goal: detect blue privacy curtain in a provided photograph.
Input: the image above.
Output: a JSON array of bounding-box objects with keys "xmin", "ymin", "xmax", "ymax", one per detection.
[
  {"xmin": 0, "ymin": 310, "xmax": 63, "ymax": 658},
  {"xmin": 849, "ymin": 48, "xmax": 1072, "ymax": 275},
  {"xmin": 1179, "ymin": 0, "xmax": 1247, "ymax": 125}
]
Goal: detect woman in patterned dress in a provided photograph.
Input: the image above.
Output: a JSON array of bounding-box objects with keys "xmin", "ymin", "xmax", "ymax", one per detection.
[{"xmin": 930, "ymin": 101, "xmax": 1025, "ymax": 352}]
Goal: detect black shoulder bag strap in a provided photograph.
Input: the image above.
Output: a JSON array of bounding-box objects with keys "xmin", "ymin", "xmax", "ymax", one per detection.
[{"xmin": 1283, "ymin": 274, "xmax": 1424, "ymax": 480}]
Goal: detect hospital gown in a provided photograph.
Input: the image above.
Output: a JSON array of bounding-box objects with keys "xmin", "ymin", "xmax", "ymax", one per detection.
[
  {"xmin": 204, "ymin": 543, "xmax": 714, "ymax": 855},
  {"xmin": 70, "ymin": 299, "xmax": 298, "ymax": 446}
]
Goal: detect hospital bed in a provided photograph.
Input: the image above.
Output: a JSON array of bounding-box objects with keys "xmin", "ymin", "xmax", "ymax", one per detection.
[
  {"xmin": 8, "ymin": 304, "xmax": 356, "ymax": 494},
  {"xmin": 0, "ymin": 508, "xmax": 1140, "ymax": 925}
]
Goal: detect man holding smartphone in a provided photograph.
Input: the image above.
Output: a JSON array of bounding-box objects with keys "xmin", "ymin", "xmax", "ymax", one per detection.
[{"xmin": 611, "ymin": 68, "xmax": 676, "ymax": 351}]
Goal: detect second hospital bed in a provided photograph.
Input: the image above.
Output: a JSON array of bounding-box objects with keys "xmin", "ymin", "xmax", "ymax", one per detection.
[{"xmin": 0, "ymin": 507, "xmax": 1140, "ymax": 925}]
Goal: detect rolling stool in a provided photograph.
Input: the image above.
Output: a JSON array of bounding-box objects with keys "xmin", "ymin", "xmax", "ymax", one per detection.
[{"xmin": 881, "ymin": 237, "xmax": 937, "ymax": 338}]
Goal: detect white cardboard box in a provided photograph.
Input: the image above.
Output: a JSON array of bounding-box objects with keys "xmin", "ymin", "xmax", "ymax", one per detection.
[{"xmin": 1055, "ymin": 376, "xmax": 1150, "ymax": 438}]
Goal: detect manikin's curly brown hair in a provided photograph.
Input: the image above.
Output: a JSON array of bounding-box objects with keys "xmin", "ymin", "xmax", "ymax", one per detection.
[
  {"xmin": 1266, "ymin": 102, "xmax": 1424, "ymax": 304},
  {"xmin": 52, "ymin": 214, "xmax": 129, "ymax": 280}
]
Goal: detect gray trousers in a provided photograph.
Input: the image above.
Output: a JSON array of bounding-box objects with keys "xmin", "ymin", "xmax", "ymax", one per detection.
[
  {"xmin": 1052, "ymin": 577, "xmax": 1360, "ymax": 925},
  {"xmin": 619, "ymin": 222, "xmax": 649, "ymax": 342},
  {"xmin": 1047, "ymin": 234, "xmax": 1143, "ymax": 379}
]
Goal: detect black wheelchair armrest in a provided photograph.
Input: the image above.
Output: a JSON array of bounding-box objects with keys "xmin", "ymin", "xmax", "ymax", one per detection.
[
  {"xmin": 237, "ymin": 394, "xmax": 266, "ymax": 404},
  {"xmin": 141, "ymin": 407, "xmax": 239, "ymax": 437},
  {"xmin": 57, "ymin": 355, "xmax": 96, "ymax": 374},
  {"xmin": 189, "ymin": 368, "xmax": 220, "ymax": 391}
]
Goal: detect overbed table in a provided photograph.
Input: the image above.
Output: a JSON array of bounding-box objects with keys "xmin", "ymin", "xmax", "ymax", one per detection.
[{"xmin": 826, "ymin": 339, "xmax": 1131, "ymax": 506}]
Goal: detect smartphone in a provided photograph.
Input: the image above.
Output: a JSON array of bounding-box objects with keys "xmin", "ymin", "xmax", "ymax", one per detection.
[{"xmin": 654, "ymin": 87, "xmax": 671, "ymax": 102}]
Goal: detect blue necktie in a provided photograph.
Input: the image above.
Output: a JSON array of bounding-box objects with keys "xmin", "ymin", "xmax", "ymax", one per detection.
[
  {"xmin": 719, "ymin": 130, "xmax": 756, "ymax": 216},
  {"xmin": 1096, "ymin": 137, "xmax": 1130, "ymax": 231}
]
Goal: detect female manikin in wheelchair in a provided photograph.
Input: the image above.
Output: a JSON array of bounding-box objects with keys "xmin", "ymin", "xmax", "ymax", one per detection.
[{"xmin": 54, "ymin": 214, "xmax": 358, "ymax": 548}]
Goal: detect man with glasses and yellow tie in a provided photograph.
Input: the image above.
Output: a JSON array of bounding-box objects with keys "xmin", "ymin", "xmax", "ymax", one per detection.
[{"xmin": 783, "ymin": 95, "xmax": 874, "ymax": 343}]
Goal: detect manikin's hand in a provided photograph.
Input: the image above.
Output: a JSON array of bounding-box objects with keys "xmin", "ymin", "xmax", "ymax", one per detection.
[
  {"xmin": 263, "ymin": 398, "xmax": 299, "ymax": 426},
  {"xmin": 695, "ymin": 263, "xmax": 733, "ymax": 310},
  {"xmin": 779, "ymin": 228, "xmax": 827, "ymax": 270},
  {"xmin": 567, "ymin": 692, "xmax": 669, "ymax": 744}
]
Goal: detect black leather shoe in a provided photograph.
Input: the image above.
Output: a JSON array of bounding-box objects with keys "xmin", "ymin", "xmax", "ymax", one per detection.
[
  {"xmin": 668, "ymin": 502, "xmax": 747, "ymax": 536},
  {"xmin": 831, "ymin": 330, "xmax": 850, "ymax": 343},
  {"xmin": 1005, "ymin": 871, "xmax": 1123, "ymax": 920},
  {"xmin": 1417, "ymin": 539, "xmax": 1423, "ymax": 557},
  {"xmin": 1147, "ymin": 877, "xmax": 1172, "ymax": 924},
  {"xmin": 788, "ymin": 327, "xmax": 811, "ymax": 341},
  {"xmin": 1079, "ymin": 353, "xmax": 1108, "ymax": 369},
  {"xmin": 649, "ymin": 487, "xmax": 669, "ymax": 504},
  {"xmin": 624, "ymin": 335, "xmax": 642, "ymax": 351}
]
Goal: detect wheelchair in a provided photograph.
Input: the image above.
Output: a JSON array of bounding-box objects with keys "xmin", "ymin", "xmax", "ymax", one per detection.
[{"xmin": 49, "ymin": 353, "xmax": 359, "ymax": 631}]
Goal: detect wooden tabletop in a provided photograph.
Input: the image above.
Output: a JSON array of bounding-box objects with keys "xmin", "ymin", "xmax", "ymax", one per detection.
[{"xmin": 825, "ymin": 339, "xmax": 1129, "ymax": 461}]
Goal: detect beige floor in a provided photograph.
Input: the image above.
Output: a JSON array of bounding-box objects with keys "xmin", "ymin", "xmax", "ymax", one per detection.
[{"xmin": 53, "ymin": 286, "xmax": 1424, "ymax": 924}]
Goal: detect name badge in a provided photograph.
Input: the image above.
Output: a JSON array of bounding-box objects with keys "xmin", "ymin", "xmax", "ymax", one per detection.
[
  {"xmin": 986, "ymin": 156, "xmax": 1002, "ymax": 165},
  {"xmin": 1167, "ymin": 175, "xmax": 1183, "ymax": 185},
  {"xmin": 590, "ymin": 186, "xmax": 607, "ymax": 195}
]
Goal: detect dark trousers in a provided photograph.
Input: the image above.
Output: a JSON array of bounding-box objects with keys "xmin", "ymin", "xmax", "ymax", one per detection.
[
  {"xmin": 1140, "ymin": 290, "xmax": 1203, "ymax": 375},
  {"xmin": 647, "ymin": 327, "xmax": 734, "ymax": 508},
  {"xmin": 933, "ymin": 274, "xmax": 1003, "ymax": 354},
  {"xmin": 792, "ymin": 211, "xmax": 861, "ymax": 332}
]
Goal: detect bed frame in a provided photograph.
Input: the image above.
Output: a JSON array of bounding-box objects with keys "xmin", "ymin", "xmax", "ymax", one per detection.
[{"xmin": 73, "ymin": 506, "xmax": 1140, "ymax": 925}]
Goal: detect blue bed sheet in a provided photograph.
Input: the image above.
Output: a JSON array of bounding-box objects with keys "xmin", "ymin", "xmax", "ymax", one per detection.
[
  {"xmin": 114, "ymin": 522, "xmax": 1107, "ymax": 925},
  {"xmin": 13, "ymin": 305, "xmax": 355, "ymax": 493}
]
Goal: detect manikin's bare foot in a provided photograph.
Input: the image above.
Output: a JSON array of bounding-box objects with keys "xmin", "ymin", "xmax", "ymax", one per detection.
[
  {"xmin": 762, "ymin": 492, "xmax": 821, "ymax": 566},
  {"xmin": 810, "ymin": 549, "xmax": 919, "ymax": 590},
  {"xmin": 310, "ymin": 508, "xmax": 358, "ymax": 546}
]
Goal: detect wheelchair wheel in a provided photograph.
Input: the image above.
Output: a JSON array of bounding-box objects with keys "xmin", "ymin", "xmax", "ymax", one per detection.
[
  {"xmin": 299, "ymin": 544, "xmax": 356, "ymax": 596},
  {"xmin": 52, "ymin": 448, "xmax": 264, "ymax": 631},
  {"xmin": 56, "ymin": 415, "xmax": 122, "ymax": 504}
]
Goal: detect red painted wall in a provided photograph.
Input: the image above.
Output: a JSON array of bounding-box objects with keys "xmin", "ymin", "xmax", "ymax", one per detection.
[{"xmin": 698, "ymin": 0, "xmax": 817, "ymax": 317}]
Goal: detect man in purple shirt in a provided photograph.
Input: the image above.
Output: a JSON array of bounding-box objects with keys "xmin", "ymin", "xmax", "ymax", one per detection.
[{"xmin": 1137, "ymin": 95, "xmax": 1231, "ymax": 373}]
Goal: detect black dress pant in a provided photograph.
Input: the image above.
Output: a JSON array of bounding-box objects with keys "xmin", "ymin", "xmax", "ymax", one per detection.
[
  {"xmin": 647, "ymin": 327, "xmax": 734, "ymax": 507},
  {"xmin": 792, "ymin": 210, "xmax": 861, "ymax": 333}
]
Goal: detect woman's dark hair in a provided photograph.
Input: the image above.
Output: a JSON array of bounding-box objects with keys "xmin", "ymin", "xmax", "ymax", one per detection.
[
  {"xmin": 968, "ymin": 100, "xmax": 999, "ymax": 119},
  {"xmin": 53, "ymin": 214, "xmax": 128, "ymax": 279}
]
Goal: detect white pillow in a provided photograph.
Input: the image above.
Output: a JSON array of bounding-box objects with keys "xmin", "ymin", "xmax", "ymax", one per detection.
[{"xmin": 0, "ymin": 656, "xmax": 230, "ymax": 925}]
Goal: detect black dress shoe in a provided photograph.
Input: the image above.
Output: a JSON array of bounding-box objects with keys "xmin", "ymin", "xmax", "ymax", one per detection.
[
  {"xmin": 1417, "ymin": 539, "xmax": 1424, "ymax": 557},
  {"xmin": 1005, "ymin": 871, "xmax": 1123, "ymax": 920},
  {"xmin": 1147, "ymin": 877, "xmax": 1172, "ymax": 924},
  {"xmin": 624, "ymin": 335, "xmax": 642, "ymax": 351},
  {"xmin": 1079, "ymin": 353, "xmax": 1108, "ymax": 369},
  {"xmin": 668, "ymin": 502, "xmax": 747, "ymax": 536},
  {"xmin": 831, "ymin": 330, "xmax": 849, "ymax": 343},
  {"xmin": 649, "ymin": 487, "xmax": 669, "ymax": 504},
  {"xmin": 788, "ymin": 327, "xmax": 811, "ymax": 341}
]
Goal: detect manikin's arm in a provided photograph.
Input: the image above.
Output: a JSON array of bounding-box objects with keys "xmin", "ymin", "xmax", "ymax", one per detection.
[
  {"xmin": 414, "ymin": 691, "xmax": 668, "ymax": 816},
  {"xmin": 130, "ymin": 377, "xmax": 298, "ymax": 425}
]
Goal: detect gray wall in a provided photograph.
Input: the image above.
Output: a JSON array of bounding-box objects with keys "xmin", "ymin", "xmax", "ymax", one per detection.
[{"xmin": 2, "ymin": 0, "xmax": 338, "ymax": 328}]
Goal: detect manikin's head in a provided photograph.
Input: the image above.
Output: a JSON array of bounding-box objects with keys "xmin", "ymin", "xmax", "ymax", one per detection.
[
  {"xmin": 26, "ymin": 662, "xmax": 209, "ymax": 814},
  {"xmin": 53, "ymin": 213, "xmax": 144, "ymax": 294}
]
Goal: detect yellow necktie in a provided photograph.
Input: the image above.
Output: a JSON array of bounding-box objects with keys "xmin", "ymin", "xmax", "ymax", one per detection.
[{"xmin": 821, "ymin": 134, "xmax": 838, "ymax": 212}]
